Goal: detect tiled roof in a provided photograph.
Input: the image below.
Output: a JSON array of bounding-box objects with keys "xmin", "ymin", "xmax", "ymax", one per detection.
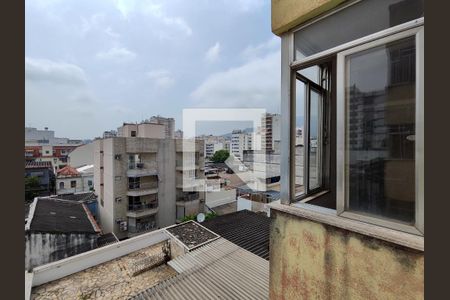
[
  {"xmin": 57, "ymin": 165, "xmax": 80, "ymax": 176},
  {"xmin": 27, "ymin": 198, "xmax": 100, "ymax": 234},
  {"xmin": 202, "ymin": 209, "xmax": 270, "ymax": 260},
  {"xmin": 133, "ymin": 238, "xmax": 269, "ymax": 300},
  {"xmin": 25, "ymin": 161, "xmax": 52, "ymax": 169}
]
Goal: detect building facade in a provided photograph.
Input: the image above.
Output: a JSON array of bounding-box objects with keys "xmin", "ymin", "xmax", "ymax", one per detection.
[
  {"xmin": 94, "ymin": 137, "xmax": 205, "ymax": 240},
  {"xmin": 148, "ymin": 115, "xmax": 175, "ymax": 139},
  {"xmin": 269, "ymin": 0, "xmax": 424, "ymax": 299},
  {"xmin": 261, "ymin": 113, "xmax": 281, "ymax": 152},
  {"xmin": 230, "ymin": 130, "xmax": 253, "ymax": 160}
]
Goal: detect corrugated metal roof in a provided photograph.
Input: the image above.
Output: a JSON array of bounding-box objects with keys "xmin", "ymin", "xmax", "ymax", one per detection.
[
  {"xmin": 202, "ymin": 210, "xmax": 270, "ymax": 260},
  {"xmin": 132, "ymin": 238, "xmax": 269, "ymax": 300}
]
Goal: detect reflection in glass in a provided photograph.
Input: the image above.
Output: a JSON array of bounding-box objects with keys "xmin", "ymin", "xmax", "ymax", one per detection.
[
  {"xmin": 309, "ymin": 90, "xmax": 321, "ymax": 189},
  {"xmin": 294, "ymin": 0, "xmax": 423, "ymax": 59},
  {"xmin": 346, "ymin": 36, "xmax": 416, "ymax": 223}
]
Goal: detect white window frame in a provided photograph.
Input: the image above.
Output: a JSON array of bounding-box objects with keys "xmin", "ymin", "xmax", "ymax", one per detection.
[
  {"xmin": 280, "ymin": 10, "xmax": 424, "ymax": 235},
  {"xmin": 336, "ymin": 26, "xmax": 424, "ymax": 235}
]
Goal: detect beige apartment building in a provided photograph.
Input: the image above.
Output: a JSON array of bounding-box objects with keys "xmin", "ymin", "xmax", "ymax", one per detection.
[{"xmin": 94, "ymin": 123, "xmax": 205, "ymax": 240}]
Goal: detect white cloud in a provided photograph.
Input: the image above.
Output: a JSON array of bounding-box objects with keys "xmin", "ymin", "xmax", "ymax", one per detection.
[
  {"xmin": 191, "ymin": 51, "xmax": 280, "ymax": 111},
  {"xmin": 112, "ymin": 0, "xmax": 192, "ymax": 38},
  {"xmin": 205, "ymin": 42, "xmax": 221, "ymax": 63},
  {"xmin": 147, "ymin": 69, "xmax": 175, "ymax": 89},
  {"xmin": 241, "ymin": 37, "xmax": 279, "ymax": 60},
  {"xmin": 25, "ymin": 57, "xmax": 87, "ymax": 85},
  {"xmin": 96, "ymin": 47, "xmax": 137, "ymax": 62},
  {"xmin": 104, "ymin": 26, "xmax": 120, "ymax": 38},
  {"xmin": 236, "ymin": 0, "xmax": 266, "ymax": 12}
]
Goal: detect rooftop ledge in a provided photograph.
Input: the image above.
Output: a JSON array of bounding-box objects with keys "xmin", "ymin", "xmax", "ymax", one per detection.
[{"xmin": 268, "ymin": 202, "xmax": 424, "ymax": 252}]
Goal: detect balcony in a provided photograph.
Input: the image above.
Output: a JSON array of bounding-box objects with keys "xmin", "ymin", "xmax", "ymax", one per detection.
[
  {"xmin": 126, "ymin": 202, "xmax": 159, "ymax": 218},
  {"xmin": 127, "ymin": 161, "xmax": 158, "ymax": 177},
  {"xmin": 175, "ymin": 163, "xmax": 199, "ymax": 171},
  {"xmin": 127, "ymin": 222, "xmax": 157, "ymax": 237},
  {"xmin": 127, "ymin": 182, "xmax": 158, "ymax": 197}
]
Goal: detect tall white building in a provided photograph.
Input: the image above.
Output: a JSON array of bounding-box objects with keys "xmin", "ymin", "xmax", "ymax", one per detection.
[
  {"xmin": 231, "ymin": 130, "xmax": 253, "ymax": 160},
  {"xmin": 261, "ymin": 113, "xmax": 281, "ymax": 152}
]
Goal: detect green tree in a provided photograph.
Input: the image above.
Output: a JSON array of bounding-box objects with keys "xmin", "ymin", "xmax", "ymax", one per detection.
[
  {"xmin": 25, "ymin": 176, "xmax": 41, "ymax": 202},
  {"xmin": 211, "ymin": 149, "xmax": 230, "ymax": 163}
]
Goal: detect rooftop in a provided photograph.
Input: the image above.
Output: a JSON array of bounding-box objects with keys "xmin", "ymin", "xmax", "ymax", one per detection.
[
  {"xmin": 57, "ymin": 165, "xmax": 80, "ymax": 177},
  {"xmin": 26, "ymin": 198, "xmax": 100, "ymax": 234},
  {"xmin": 50, "ymin": 192, "xmax": 96, "ymax": 202},
  {"xmin": 134, "ymin": 238, "xmax": 269, "ymax": 300},
  {"xmin": 203, "ymin": 210, "xmax": 270, "ymax": 260},
  {"xmin": 27, "ymin": 222, "xmax": 269, "ymax": 300},
  {"xmin": 32, "ymin": 242, "xmax": 176, "ymax": 300},
  {"xmin": 25, "ymin": 161, "xmax": 52, "ymax": 169}
]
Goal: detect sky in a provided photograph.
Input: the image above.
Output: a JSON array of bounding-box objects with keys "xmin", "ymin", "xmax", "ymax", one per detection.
[{"xmin": 25, "ymin": 0, "xmax": 281, "ymax": 139}]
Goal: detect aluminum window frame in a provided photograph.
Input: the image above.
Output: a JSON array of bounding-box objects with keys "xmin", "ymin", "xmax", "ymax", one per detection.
[
  {"xmin": 336, "ymin": 26, "xmax": 424, "ymax": 235},
  {"xmin": 293, "ymin": 72, "xmax": 328, "ymax": 200},
  {"xmin": 281, "ymin": 10, "xmax": 424, "ymax": 235}
]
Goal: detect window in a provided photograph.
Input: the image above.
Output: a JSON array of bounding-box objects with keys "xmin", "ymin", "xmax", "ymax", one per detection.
[
  {"xmin": 283, "ymin": 1, "xmax": 424, "ymax": 235},
  {"xmin": 88, "ymin": 180, "xmax": 93, "ymax": 186},
  {"xmin": 294, "ymin": 0, "xmax": 424, "ymax": 59},
  {"xmin": 131, "ymin": 130, "xmax": 137, "ymax": 137},
  {"xmin": 59, "ymin": 182, "xmax": 64, "ymax": 189},
  {"xmin": 337, "ymin": 27, "xmax": 423, "ymax": 234},
  {"xmin": 70, "ymin": 180, "xmax": 76, "ymax": 188},
  {"xmin": 294, "ymin": 63, "xmax": 330, "ymax": 198}
]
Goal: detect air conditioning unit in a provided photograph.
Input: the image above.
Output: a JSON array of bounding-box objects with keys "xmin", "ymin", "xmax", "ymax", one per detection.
[
  {"xmin": 136, "ymin": 162, "xmax": 144, "ymax": 169},
  {"xmin": 119, "ymin": 221, "xmax": 128, "ymax": 231}
]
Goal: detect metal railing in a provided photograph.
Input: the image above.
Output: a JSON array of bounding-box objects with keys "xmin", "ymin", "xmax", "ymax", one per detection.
[
  {"xmin": 128, "ymin": 222, "xmax": 157, "ymax": 234},
  {"xmin": 128, "ymin": 202, "xmax": 158, "ymax": 212},
  {"xmin": 128, "ymin": 182, "xmax": 158, "ymax": 190},
  {"xmin": 128, "ymin": 161, "xmax": 157, "ymax": 170}
]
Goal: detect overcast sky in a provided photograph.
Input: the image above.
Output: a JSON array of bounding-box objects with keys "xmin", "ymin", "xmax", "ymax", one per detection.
[{"xmin": 25, "ymin": 0, "xmax": 281, "ymax": 139}]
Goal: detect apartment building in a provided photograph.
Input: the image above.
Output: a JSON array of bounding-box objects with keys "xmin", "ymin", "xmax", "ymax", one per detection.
[
  {"xmin": 230, "ymin": 130, "xmax": 253, "ymax": 160},
  {"xmin": 117, "ymin": 122, "xmax": 165, "ymax": 138},
  {"xmin": 269, "ymin": 0, "xmax": 424, "ymax": 299},
  {"xmin": 94, "ymin": 136, "xmax": 205, "ymax": 240},
  {"xmin": 261, "ymin": 113, "xmax": 281, "ymax": 152},
  {"xmin": 148, "ymin": 115, "xmax": 175, "ymax": 138},
  {"xmin": 200, "ymin": 135, "xmax": 226, "ymax": 158}
]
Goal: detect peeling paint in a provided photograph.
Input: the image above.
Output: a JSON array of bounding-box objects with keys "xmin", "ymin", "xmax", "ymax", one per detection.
[{"xmin": 269, "ymin": 210, "xmax": 424, "ymax": 300}]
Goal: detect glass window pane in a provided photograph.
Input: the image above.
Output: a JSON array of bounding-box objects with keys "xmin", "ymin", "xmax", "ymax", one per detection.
[
  {"xmin": 309, "ymin": 90, "xmax": 321, "ymax": 190},
  {"xmin": 295, "ymin": 79, "xmax": 305, "ymax": 197},
  {"xmin": 299, "ymin": 66, "xmax": 320, "ymax": 85},
  {"xmin": 345, "ymin": 36, "xmax": 416, "ymax": 224},
  {"xmin": 294, "ymin": 0, "xmax": 423, "ymax": 59}
]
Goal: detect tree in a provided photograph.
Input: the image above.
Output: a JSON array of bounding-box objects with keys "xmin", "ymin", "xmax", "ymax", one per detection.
[
  {"xmin": 25, "ymin": 176, "xmax": 41, "ymax": 202},
  {"xmin": 211, "ymin": 149, "xmax": 230, "ymax": 163}
]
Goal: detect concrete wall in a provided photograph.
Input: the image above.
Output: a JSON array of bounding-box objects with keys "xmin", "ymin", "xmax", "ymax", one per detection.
[
  {"xmin": 269, "ymin": 209, "xmax": 424, "ymax": 300},
  {"xmin": 25, "ymin": 232, "xmax": 98, "ymax": 271},
  {"xmin": 56, "ymin": 177, "xmax": 84, "ymax": 195},
  {"xmin": 271, "ymin": 0, "xmax": 347, "ymax": 35},
  {"xmin": 68, "ymin": 143, "xmax": 94, "ymax": 167}
]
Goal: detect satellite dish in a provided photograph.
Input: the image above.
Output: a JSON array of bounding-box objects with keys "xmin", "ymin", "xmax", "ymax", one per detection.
[{"xmin": 196, "ymin": 213, "xmax": 205, "ymax": 223}]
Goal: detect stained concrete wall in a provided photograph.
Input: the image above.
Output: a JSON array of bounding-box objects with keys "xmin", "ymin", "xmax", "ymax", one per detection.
[
  {"xmin": 25, "ymin": 232, "xmax": 98, "ymax": 271},
  {"xmin": 271, "ymin": 0, "xmax": 347, "ymax": 35},
  {"xmin": 269, "ymin": 209, "xmax": 424, "ymax": 300}
]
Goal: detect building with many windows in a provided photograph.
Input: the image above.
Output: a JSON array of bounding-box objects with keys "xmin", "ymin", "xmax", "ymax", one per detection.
[
  {"xmin": 94, "ymin": 135, "xmax": 205, "ymax": 240},
  {"xmin": 230, "ymin": 130, "xmax": 253, "ymax": 160}
]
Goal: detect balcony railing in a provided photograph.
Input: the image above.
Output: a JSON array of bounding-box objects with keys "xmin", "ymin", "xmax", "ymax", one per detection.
[
  {"xmin": 128, "ymin": 161, "xmax": 157, "ymax": 170},
  {"xmin": 178, "ymin": 193, "xmax": 199, "ymax": 202},
  {"xmin": 128, "ymin": 182, "xmax": 158, "ymax": 190},
  {"xmin": 128, "ymin": 222, "xmax": 157, "ymax": 234},
  {"xmin": 128, "ymin": 202, "xmax": 158, "ymax": 212}
]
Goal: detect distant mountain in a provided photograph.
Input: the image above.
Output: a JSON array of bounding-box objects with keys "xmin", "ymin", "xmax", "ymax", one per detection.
[{"xmin": 221, "ymin": 127, "xmax": 254, "ymax": 139}]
